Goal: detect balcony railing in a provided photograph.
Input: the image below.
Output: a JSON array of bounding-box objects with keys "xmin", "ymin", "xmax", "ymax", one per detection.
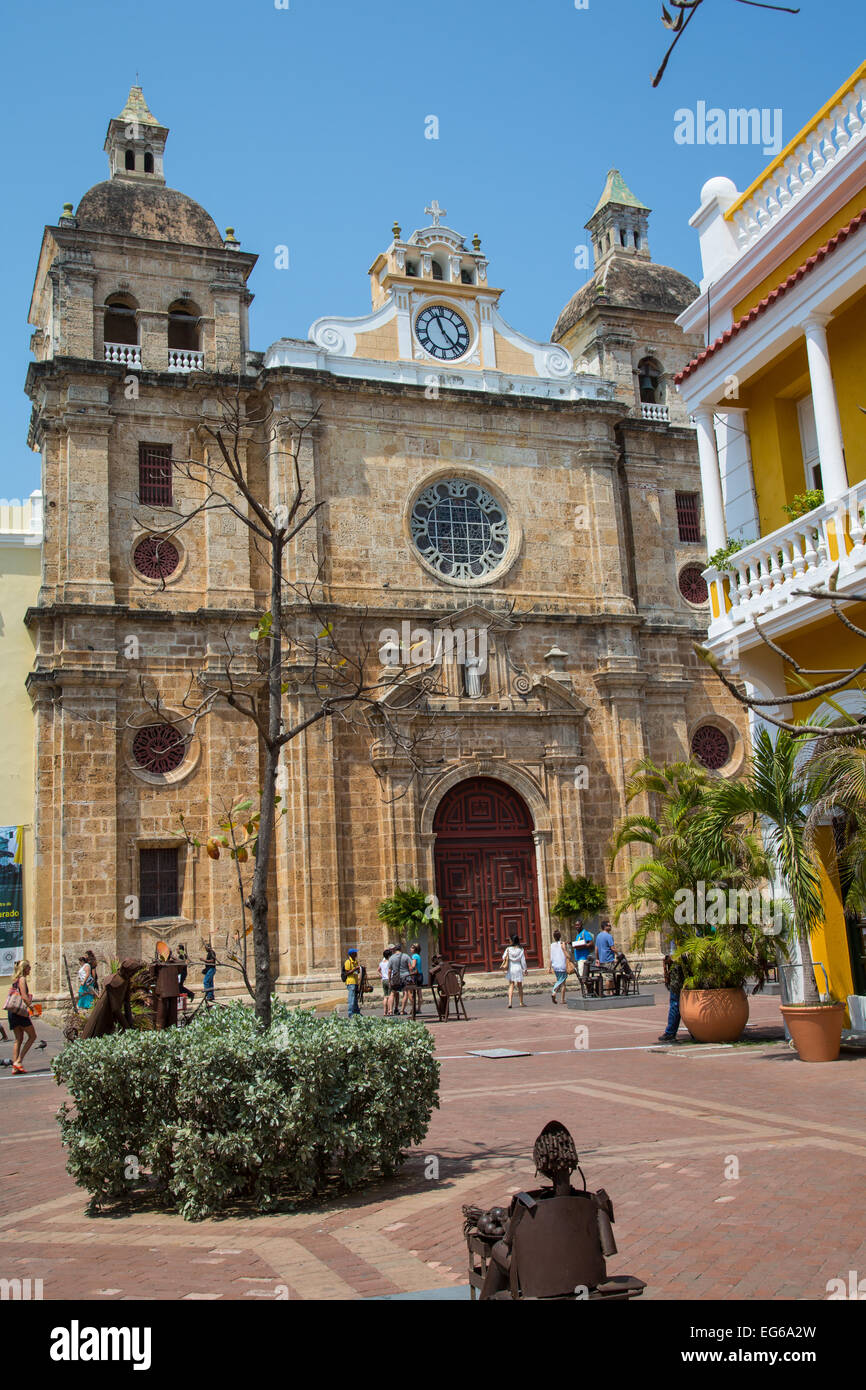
[
  {"xmin": 104, "ymin": 342, "xmax": 141, "ymax": 367},
  {"xmin": 705, "ymin": 484, "xmax": 866, "ymax": 643},
  {"xmin": 726, "ymin": 67, "xmax": 866, "ymax": 254},
  {"xmin": 168, "ymin": 348, "xmax": 204, "ymax": 372},
  {"xmin": 640, "ymin": 402, "xmax": 670, "ymax": 422}
]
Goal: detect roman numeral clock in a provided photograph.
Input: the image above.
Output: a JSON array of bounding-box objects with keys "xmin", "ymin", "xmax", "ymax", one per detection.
[{"xmin": 414, "ymin": 303, "xmax": 471, "ymax": 361}]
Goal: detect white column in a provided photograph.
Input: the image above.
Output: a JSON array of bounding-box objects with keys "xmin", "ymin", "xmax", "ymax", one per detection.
[
  {"xmin": 694, "ymin": 407, "xmax": 727, "ymax": 552},
  {"xmin": 803, "ymin": 313, "xmax": 848, "ymax": 501}
]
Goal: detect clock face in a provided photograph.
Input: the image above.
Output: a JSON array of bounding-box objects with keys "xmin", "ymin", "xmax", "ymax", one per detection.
[{"xmin": 414, "ymin": 304, "xmax": 471, "ymax": 360}]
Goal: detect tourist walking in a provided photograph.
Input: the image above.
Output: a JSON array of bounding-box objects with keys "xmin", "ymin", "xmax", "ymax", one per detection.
[
  {"xmin": 388, "ymin": 942, "xmax": 415, "ymax": 1016},
  {"xmin": 379, "ymin": 947, "xmax": 393, "ymax": 1015},
  {"xmin": 5, "ymin": 961, "xmax": 37, "ymax": 1073},
  {"xmin": 343, "ymin": 947, "xmax": 361, "ymax": 1017},
  {"xmin": 571, "ymin": 920, "xmax": 594, "ymax": 982},
  {"xmin": 659, "ymin": 951, "xmax": 684, "ymax": 1043},
  {"xmin": 502, "ymin": 934, "xmax": 527, "ymax": 1008},
  {"xmin": 549, "ymin": 929, "xmax": 569, "ymax": 1005},
  {"xmin": 76, "ymin": 956, "xmax": 98, "ymax": 1011},
  {"xmin": 202, "ymin": 943, "xmax": 217, "ymax": 1006},
  {"xmin": 84, "ymin": 950, "xmax": 100, "ymax": 994}
]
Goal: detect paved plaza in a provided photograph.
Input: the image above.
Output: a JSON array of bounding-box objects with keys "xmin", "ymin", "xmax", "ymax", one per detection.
[{"xmin": 2, "ymin": 991, "xmax": 864, "ymax": 1301}]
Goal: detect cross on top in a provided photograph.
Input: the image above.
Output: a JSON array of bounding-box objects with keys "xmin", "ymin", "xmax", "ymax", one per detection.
[{"xmin": 425, "ymin": 200, "xmax": 446, "ymax": 227}]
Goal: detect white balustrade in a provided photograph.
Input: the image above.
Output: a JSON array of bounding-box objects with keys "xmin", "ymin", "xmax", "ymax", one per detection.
[
  {"xmin": 167, "ymin": 348, "xmax": 204, "ymax": 372},
  {"xmin": 640, "ymin": 402, "xmax": 670, "ymax": 422},
  {"xmin": 729, "ymin": 73, "xmax": 866, "ymax": 253},
  {"xmin": 708, "ymin": 484, "xmax": 866, "ymax": 643},
  {"xmin": 104, "ymin": 342, "xmax": 141, "ymax": 367}
]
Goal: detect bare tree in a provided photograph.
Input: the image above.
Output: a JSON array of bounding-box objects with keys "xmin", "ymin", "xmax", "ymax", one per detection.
[
  {"xmin": 696, "ymin": 568, "xmax": 866, "ymax": 740},
  {"xmin": 122, "ymin": 386, "xmax": 504, "ymax": 1025},
  {"xmin": 653, "ymin": 0, "xmax": 800, "ymax": 87}
]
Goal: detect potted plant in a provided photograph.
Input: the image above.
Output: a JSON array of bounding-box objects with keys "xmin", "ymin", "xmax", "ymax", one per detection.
[
  {"xmin": 610, "ymin": 757, "xmax": 779, "ymax": 1044},
  {"xmin": 674, "ymin": 919, "xmax": 784, "ymax": 1044},
  {"xmin": 551, "ymin": 871, "xmax": 607, "ymax": 932},
  {"xmin": 377, "ymin": 885, "xmax": 442, "ymax": 979},
  {"xmin": 698, "ymin": 728, "xmax": 846, "ymax": 1062}
]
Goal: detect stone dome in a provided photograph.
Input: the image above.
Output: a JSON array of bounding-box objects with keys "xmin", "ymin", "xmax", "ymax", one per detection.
[
  {"xmin": 552, "ymin": 258, "xmax": 699, "ymax": 342},
  {"xmin": 75, "ymin": 180, "xmax": 222, "ymax": 248}
]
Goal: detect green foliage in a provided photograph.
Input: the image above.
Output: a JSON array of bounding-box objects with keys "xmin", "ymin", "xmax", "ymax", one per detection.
[
  {"xmin": 706, "ymin": 537, "xmax": 749, "ymax": 572},
  {"xmin": 782, "ymin": 489, "xmax": 824, "ymax": 521},
  {"xmin": 551, "ymin": 871, "xmax": 607, "ymax": 920},
  {"xmin": 53, "ymin": 1001, "xmax": 439, "ymax": 1221},
  {"xmin": 377, "ymin": 885, "xmax": 442, "ymax": 940},
  {"xmin": 609, "ymin": 757, "xmax": 783, "ymax": 990},
  {"xmin": 675, "ymin": 915, "xmax": 787, "ymax": 992}
]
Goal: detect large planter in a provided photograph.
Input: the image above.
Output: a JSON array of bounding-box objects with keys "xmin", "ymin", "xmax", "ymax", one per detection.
[
  {"xmin": 780, "ymin": 1002, "xmax": 845, "ymax": 1062},
  {"xmin": 680, "ymin": 987, "xmax": 749, "ymax": 1043}
]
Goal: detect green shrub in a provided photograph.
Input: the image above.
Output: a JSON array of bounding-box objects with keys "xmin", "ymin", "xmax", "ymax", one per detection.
[
  {"xmin": 551, "ymin": 871, "xmax": 607, "ymax": 921},
  {"xmin": 53, "ymin": 1001, "xmax": 439, "ymax": 1221}
]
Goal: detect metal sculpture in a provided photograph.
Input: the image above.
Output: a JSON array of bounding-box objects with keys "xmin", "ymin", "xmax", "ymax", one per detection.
[{"xmin": 464, "ymin": 1121, "xmax": 646, "ymax": 1301}]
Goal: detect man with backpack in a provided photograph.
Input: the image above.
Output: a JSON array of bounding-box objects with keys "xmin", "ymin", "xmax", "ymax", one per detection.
[{"xmin": 387, "ymin": 941, "xmax": 414, "ymax": 1017}]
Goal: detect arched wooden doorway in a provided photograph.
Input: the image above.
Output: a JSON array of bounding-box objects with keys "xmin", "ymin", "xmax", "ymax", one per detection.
[{"xmin": 433, "ymin": 777, "xmax": 542, "ymax": 972}]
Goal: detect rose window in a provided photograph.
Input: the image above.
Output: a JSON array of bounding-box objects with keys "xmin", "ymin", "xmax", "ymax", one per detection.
[
  {"xmin": 691, "ymin": 725, "xmax": 731, "ymax": 770},
  {"xmin": 678, "ymin": 564, "xmax": 709, "ymax": 605},
  {"xmin": 132, "ymin": 724, "xmax": 187, "ymax": 775},
  {"xmin": 410, "ymin": 479, "xmax": 508, "ymax": 581},
  {"xmin": 134, "ymin": 535, "xmax": 180, "ymax": 580}
]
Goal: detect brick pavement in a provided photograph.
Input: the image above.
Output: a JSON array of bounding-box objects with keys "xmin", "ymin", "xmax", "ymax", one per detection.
[{"xmin": 2, "ymin": 990, "xmax": 865, "ymax": 1301}]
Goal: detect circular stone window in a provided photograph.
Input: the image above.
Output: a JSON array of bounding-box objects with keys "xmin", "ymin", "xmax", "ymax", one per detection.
[
  {"xmin": 410, "ymin": 478, "xmax": 509, "ymax": 582},
  {"xmin": 691, "ymin": 725, "xmax": 731, "ymax": 770},
  {"xmin": 132, "ymin": 724, "xmax": 187, "ymax": 775},
  {"xmin": 134, "ymin": 535, "xmax": 180, "ymax": 581},
  {"xmin": 678, "ymin": 563, "xmax": 709, "ymax": 605}
]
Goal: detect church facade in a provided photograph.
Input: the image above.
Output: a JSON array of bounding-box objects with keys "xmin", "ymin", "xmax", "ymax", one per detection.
[{"xmin": 24, "ymin": 90, "xmax": 746, "ymax": 997}]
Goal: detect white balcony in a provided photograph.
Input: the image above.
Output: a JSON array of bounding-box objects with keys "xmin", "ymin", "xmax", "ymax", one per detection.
[
  {"xmin": 167, "ymin": 348, "xmax": 204, "ymax": 373},
  {"xmin": 728, "ymin": 71, "xmax": 865, "ymax": 255},
  {"xmin": 704, "ymin": 483, "xmax": 866, "ymax": 650},
  {"xmin": 104, "ymin": 342, "xmax": 141, "ymax": 367},
  {"xmin": 640, "ymin": 402, "xmax": 670, "ymax": 423}
]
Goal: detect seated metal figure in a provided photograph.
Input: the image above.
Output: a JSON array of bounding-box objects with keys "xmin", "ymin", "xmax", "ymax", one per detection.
[
  {"xmin": 470, "ymin": 1121, "xmax": 646, "ymax": 1300},
  {"xmin": 80, "ymin": 959, "xmax": 146, "ymax": 1040}
]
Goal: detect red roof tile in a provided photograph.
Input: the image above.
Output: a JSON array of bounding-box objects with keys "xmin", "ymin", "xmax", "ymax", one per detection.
[{"xmin": 674, "ymin": 208, "xmax": 866, "ymax": 385}]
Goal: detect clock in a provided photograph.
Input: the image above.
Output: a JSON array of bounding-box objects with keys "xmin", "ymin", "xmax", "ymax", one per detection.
[{"xmin": 414, "ymin": 304, "xmax": 471, "ymax": 360}]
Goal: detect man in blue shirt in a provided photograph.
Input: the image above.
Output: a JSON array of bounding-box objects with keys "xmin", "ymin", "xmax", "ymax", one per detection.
[
  {"xmin": 595, "ymin": 921, "xmax": 617, "ymax": 994},
  {"xmin": 571, "ymin": 920, "xmax": 594, "ymax": 982},
  {"xmin": 595, "ymin": 922, "xmax": 616, "ymax": 964}
]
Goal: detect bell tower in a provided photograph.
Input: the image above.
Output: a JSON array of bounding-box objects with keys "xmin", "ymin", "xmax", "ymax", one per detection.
[
  {"xmin": 586, "ymin": 169, "xmax": 651, "ymax": 270},
  {"xmin": 104, "ymin": 85, "xmax": 168, "ymax": 184}
]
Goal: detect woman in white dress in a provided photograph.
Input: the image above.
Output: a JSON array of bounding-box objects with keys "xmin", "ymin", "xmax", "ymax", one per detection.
[{"xmin": 502, "ymin": 933, "xmax": 528, "ymax": 1008}]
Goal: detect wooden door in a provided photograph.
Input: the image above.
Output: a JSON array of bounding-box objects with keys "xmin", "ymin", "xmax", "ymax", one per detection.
[{"xmin": 433, "ymin": 778, "xmax": 542, "ymax": 971}]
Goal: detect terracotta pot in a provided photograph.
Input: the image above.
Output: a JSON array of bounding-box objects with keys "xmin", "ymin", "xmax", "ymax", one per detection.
[
  {"xmin": 679, "ymin": 987, "xmax": 749, "ymax": 1043},
  {"xmin": 780, "ymin": 1002, "xmax": 845, "ymax": 1062}
]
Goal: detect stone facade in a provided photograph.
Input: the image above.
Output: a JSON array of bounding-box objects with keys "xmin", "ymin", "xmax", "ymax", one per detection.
[{"xmin": 24, "ymin": 93, "xmax": 747, "ymax": 998}]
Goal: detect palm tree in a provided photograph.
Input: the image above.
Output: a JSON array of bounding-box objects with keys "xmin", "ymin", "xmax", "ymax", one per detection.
[
  {"xmin": 803, "ymin": 730, "xmax": 866, "ymax": 917},
  {"xmin": 610, "ymin": 758, "xmax": 772, "ymax": 963},
  {"xmin": 693, "ymin": 728, "xmax": 824, "ymax": 1004}
]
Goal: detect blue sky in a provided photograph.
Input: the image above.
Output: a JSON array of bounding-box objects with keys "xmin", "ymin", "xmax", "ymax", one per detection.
[{"xmin": 1, "ymin": 0, "xmax": 863, "ymax": 495}]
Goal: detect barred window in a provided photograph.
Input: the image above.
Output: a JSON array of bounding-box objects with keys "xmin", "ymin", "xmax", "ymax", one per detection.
[
  {"xmin": 676, "ymin": 491, "xmax": 701, "ymax": 543},
  {"xmin": 139, "ymin": 848, "xmax": 179, "ymax": 920},
  {"xmin": 138, "ymin": 444, "xmax": 173, "ymax": 507}
]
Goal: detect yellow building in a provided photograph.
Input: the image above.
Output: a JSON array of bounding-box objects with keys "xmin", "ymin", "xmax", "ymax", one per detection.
[
  {"xmin": 0, "ymin": 491, "xmax": 41, "ymax": 985},
  {"xmin": 675, "ymin": 63, "xmax": 866, "ymax": 1013}
]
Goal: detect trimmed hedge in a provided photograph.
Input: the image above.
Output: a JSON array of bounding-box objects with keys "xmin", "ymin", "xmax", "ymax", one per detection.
[{"xmin": 53, "ymin": 1002, "xmax": 439, "ymax": 1221}]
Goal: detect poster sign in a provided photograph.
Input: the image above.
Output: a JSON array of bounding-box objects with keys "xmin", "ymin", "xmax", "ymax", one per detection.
[{"xmin": 0, "ymin": 826, "xmax": 24, "ymax": 969}]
